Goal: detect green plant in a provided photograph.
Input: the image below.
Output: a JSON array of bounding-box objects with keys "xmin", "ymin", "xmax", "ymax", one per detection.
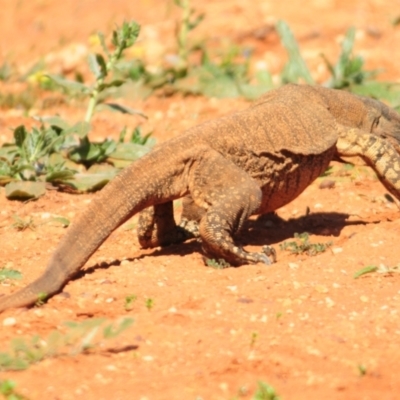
[
  {"xmin": 0, "ymin": 268, "xmax": 22, "ymax": 283},
  {"xmin": 354, "ymin": 263, "xmax": 400, "ymax": 279},
  {"xmin": 205, "ymin": 257, "xmax": 231, "ymax": 269},
  {"xmin": 358, "ymin": 364, "xmax": 367, "ymax": 376},
  {"xmin": 276, "ymin": 20, "xmax": 314, "ymax": 85},
  {"xmin": 116, "ymin": 2, "xmax": 271, "ymax": 99},
  {"xmin": 0, "ymin": 62, "xmax": 12, "ymax": 81},
  {"xmin": 322, "ymin": 27, "xmax": 378, "ymax": 89},
  {"xmin": 48, "ymin": 21, "xmax": 141, "ymax": 124},
  {"xmin": 252, "ymin": 381, "xmax": 280, "ymax": 400},
  {"xmin": 0, "ymin": 90, "xmax": 37, "ymax": 111},
  {"xmin": 0, "ymin": 123, "xmax": 77, "ymax": 199},
  {"xmin": 0, "ymin": 22, "xmax": 156, "ymax": 199},
  {"xmin": 34, "ymin": 292, "xmax": 48, "ymax": 307},
  {"xmin": 0, "ymin": 379, "xmax": 27, "ymax": 400},
  {"xmin": 11, "ymin": 215, "xmax": 36, "ymax": 231},
  {"xmin": 275, "ymin": 21, "xmax": 400, "ymax": 106},
  {"xmin": 174, "ymin": 0, "xmax": 204, "ymax": 66},
  {"xmin": 0, "ymin": 317, "xmax": 134, "ymax": 371},
  {"xmin": 124, "ymin": 294, "xmax": 137, "ymax": 311},
  {"xmin": 46, "ymin": 21, "xmax": 146, "ymax": 165},
  {"xmin": 279, "ymin": 232, "xmax": 332, "ymax": 256},
  {"xmin": 145, "ymin": 298, "xmax": 154, "ymax": 311},
  {"xmin": 250, "ymin": 331, "xmax": 258, "ymax": 347}
]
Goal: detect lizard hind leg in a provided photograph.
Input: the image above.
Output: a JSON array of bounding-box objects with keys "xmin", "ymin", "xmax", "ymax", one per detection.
[
  {"xmin": 179, "ymin": 195, "xmax": 205, "ymax": 239},
  {"xmin": 138, "ymin": 202, "xmax": 195, "ymax": 248}
]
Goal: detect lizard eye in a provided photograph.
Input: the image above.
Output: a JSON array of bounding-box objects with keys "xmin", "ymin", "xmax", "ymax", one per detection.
[{"xmin": 371, "ymin": 116, "xmax": 380, "ymax": 132}]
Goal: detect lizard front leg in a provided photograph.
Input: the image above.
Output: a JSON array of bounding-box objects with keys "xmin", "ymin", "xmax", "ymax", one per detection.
[
  {"xmin": 337, "ymin": 128, "xmax": 400, "ymax": 200},
  {"xmin": 189, "ymin": 146, "xmax": 275, "ymax": 266}
]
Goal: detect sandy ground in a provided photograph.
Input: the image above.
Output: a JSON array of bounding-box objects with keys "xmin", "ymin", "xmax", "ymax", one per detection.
[{"xmin": 1, "ymin": 1, "xmax": 400, "ymax": 399}]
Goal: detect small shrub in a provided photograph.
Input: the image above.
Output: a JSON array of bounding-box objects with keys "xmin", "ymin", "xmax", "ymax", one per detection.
[{"xmin": 280, "ymin": 232, "xmax": 332, "ymax": 256}]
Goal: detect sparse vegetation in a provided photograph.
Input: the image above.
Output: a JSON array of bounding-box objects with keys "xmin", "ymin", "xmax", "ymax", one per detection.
[
  {"xmin": 354, "ymin": 263, "xmax": 400, "ymax": 279},
  {"xmin": 34, "ymin": 292, "xmax": 48, "ymax": 307},
  {"xmin": 11, "ymin": 215, "xmax": 36, "ymax": 231},
  {"xmin": 0, "ymin": 21, "xmax": 155, "ymax": 199},
  {"xmin": 145, "ymin": 298, "xmax": 154, "ymax": 311},
  {"xmin": 279, "ymin": 232, "xmax": 332, "ymax": 256},
  {"xmin": 124, "ymin": 294, "xmax": 137, "ymax": 311},
  {"xmin": 205, "ymin": 258, "xmax": 231, "ymax": 269},
  {"xmin": 252, "ymin": 381, "xmax": 281, "ymax": 400},
  {"xmin": 358, "ymin": 364, "xmax": 367, "ymax": 376},
  {"xmin": 0, "ymin": 6, "xmax": 399, "ymax": 200},
  {"xmin": 250, "ymin": 331, "xmax": 258, "ymax": 348},
  {"xmin": 0, "ymin": 379, "xmax": 27, "ymax": 400},
  {"xmin": 0, "ymin": 317, "xmax": 133, "ymax": 371},
  {"xmin": 0, "ymin": 268, "xmax": 22, "ymax": 283}
]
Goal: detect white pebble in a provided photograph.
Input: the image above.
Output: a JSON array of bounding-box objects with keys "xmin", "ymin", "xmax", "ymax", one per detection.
[{"xmin": 3, "ymin": 317, "xmax": 16, "ymax": 326}]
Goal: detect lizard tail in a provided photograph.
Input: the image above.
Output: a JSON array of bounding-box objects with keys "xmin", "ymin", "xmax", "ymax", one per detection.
[{"xmin": 0, "ymin": 144, "xmax": 189, "ymax": 312}]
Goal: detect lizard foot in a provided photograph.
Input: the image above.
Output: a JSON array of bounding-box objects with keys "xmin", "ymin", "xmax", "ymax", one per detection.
[
  {"xmin": 262, "ymin": 245, "xmax": 277, "ymax": 263},
  {"xmin": 179, "ymin": 218, "xmax": 200, "ymax": 239}
]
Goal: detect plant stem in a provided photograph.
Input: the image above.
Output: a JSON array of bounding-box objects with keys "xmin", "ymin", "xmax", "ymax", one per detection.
[{"xmin": 178, "ymin": 0, "xmax": 190, "ymax": 63}]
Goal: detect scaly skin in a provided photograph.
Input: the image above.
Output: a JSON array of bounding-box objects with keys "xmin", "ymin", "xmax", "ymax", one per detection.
[{"xmin": 1, "ymin": 84, "xmax": 400, "ymax": 312}]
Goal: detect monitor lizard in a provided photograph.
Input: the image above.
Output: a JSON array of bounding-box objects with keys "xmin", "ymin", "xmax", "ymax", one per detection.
[{"xmin": 1, "ymin": 83, "xmax": 400, "ymax": 312}]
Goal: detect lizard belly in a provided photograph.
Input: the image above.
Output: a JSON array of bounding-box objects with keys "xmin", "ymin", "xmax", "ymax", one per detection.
[{"xmin": 254, "ymin": 147, "xmax": 335, "ymax": 214}]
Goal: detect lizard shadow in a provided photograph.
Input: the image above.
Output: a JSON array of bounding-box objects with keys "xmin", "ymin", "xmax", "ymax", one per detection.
[
  {"xmin": 73, "ymin": 241, "xmax": 200, "ymax": 281},
  {"xmin": 74, "ymin": 211, "xmax": 380, "ymax": 281},
  {"xmin": 239, "ymin": 211, "xmax": 371, "ymax": 246}
]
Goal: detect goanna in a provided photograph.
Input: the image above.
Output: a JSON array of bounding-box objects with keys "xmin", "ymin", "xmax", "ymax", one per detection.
[{"xmin": 1, "ymin": 83, "xmax": 400, "ymax": 312}]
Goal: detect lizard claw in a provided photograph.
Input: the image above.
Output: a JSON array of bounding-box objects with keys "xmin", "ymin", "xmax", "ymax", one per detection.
[{"xmin": 262, "ymin": 245, "xmax": 277, "ymax": 263}]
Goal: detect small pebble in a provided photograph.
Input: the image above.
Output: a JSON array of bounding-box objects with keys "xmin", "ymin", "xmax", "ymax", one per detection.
[
  {"xmin": 237, "ymin": 297, "xmax": 253, "ymax": 304},
  {"xmin": 3, "ymin": 317, "xmax": 16, "ymax": 326},
  {"xmin": 319, "ymin": 179, "xmax": 335, "ymax": 189}
]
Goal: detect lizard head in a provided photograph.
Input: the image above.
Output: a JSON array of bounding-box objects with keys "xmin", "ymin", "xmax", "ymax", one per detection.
[{"xmin": 361, "ymin": 96, "xmax": 400, "ymax": 152}]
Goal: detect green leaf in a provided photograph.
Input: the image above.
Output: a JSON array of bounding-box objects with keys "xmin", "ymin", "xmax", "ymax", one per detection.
[
  {"xmin": 64, "ymin": 121, "xmax": 91, "ymax": 139},
  {"xmin": 97, "ymin": 80, "xmax": 125, "ymax": 91},
  {"xmin": 13, "ymin": 125, "xmax": 27, "ymax": 148},
  {"xmin": 353, "ymin": 265, "xmax": 378, "ymax": 279},
  {"xmin": 5, "ymin": 181, "xmax": 46, "ymax": 200},
  {"xmin": 103, "ymin": 317, "xmax": 134, "ymax": 338},
  {"xmin": 350, "ymin": 81, "xmax": 400, "ymax": 105},
  {"xmin": 97, "ymin": 31, "xmax": 110, "ymax": 57},
  {"xmin": 49, "ymin": 216, "xmax": 70, "ymax": 227},
  {"xmin": 252, "ymin": 380, "xmax": 280, "ymax": 400},
  {"xmin": 36, "ymin": 116, "xmax": 71, "ymax": 130},
  {"xmin": 96, "ymin": 103, "xmax": 147, "ymax": 118},
  {"xmin": 108, "ymin": 142, "xmax": 152, "ymax": 161},
  {"xmin": 64, "ymin": 171, "xmax": 118, "ymax": 192},
  {"xmin": 46, "ymin": 169, "xmax": 76, "ymax": 182},
  {"xmin": 88, "ymin": 53, "xmax": 102, "ymax": 79},
  {"xmin": 96, "ymin": 54, "xmax": 108, "ymax": 78},
  {"xmin": 46, "ymin": 74, "xmax": 90, "ymax": 94},
  {"xmin": 276, "ymin": 20, "xmax": 314, "ymax": 85},
  {"xmin": 0, "ymin": 268, "xmax": 22, "ymax": 281}
]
